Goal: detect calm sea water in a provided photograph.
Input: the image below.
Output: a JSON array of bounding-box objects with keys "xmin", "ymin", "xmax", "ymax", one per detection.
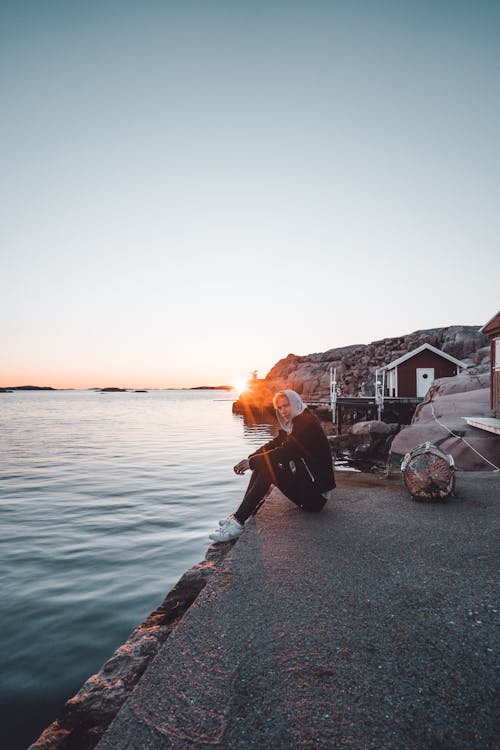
[{"xmin": 0, "ymin": 389, "xmax": 277, "ymax": 749}]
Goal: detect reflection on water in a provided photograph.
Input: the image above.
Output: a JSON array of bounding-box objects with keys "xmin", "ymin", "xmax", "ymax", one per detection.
[
  {"xmin": 236, "ymin": 409, "xmax": 278, "ymax": 443},
  {"xmin": 0, "ymin": 390, "xmax": 276, "ymax": 749}
]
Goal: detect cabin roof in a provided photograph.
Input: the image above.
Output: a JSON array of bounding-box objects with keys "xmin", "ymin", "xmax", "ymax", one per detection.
[
  {"xmin": 480, "ymin": 310, "xmax": 500, "ymax": 335},
  {"xmin": 382, "ymin": 342, "xmax": 468, "ymax": 371}
]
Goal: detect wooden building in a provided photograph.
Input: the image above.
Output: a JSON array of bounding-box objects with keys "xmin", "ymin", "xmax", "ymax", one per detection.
[
  {"xmin": 382, "ymin": 343, "xmax": 467, "ymax": 399},
  {"xmin": 480, "ymin": 310, "xmax": 500, "ymax": 415}
]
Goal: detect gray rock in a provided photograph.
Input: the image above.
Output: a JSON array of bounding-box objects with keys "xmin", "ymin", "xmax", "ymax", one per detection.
[
  {"xmin": 424, "ymin": 371, "xmax": 490, "ymax": 399},
  {"xmin": 351, "ymin": 420, "xmax": 393, "ymax": 437}
]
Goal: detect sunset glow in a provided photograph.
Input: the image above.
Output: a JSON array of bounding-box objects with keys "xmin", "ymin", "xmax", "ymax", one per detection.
[
  {"xmin": 232, "ymin": 380, "xmax": 249, "ymax": 396},
  {"xmin": 1, "ymin": 1, "xmax": 498, "ymax": 390}
]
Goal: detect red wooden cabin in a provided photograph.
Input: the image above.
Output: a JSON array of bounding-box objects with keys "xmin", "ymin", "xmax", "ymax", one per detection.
[{"xmin": 382, "ymin": 343, "xmax": 467, "ymax": 399}]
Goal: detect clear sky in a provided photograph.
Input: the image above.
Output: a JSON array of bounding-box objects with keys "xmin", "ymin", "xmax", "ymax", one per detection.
[{"xmin": 1, "ymin": 0, "xmax": 499, "ymax": 388}]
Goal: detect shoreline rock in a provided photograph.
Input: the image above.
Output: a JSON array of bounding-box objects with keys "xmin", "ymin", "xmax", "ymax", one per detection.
[{"xmin": 28, "ymin": 542, "xmax": 237, "ymax": 750}]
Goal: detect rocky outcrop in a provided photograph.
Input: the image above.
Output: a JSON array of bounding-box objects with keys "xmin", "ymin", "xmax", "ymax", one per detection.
[
  {"xmin": 389, "ymin": 371, "xmax": 498, "ymax": 472},
  {"xmin": 235, "ymin": 326, "xmax": 488, "ymax": 415},
  {"xmin": 29, "ymin": 542, "xmax": 236, "ymax": 750},
  {"xmin": 262, "ymin": 326, "xmax": 488, "ymax": 401}
]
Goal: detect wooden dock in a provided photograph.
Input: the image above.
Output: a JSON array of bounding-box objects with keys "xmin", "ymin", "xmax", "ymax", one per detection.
[
  {"xmin": 233, "ymin": 393, "xmax": 421, "ymax": 434},
  {"xmin": 307, "ymin": 396, "xmax": 421, "ymax": 433}
]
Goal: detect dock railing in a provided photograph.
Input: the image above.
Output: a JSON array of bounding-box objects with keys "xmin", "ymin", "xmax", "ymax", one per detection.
[{"xmin": 305, "ymin": 367, "xmax": 386, "ymax": 427}]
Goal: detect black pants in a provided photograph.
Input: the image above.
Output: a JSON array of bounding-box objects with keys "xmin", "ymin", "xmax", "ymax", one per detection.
[{"xmin": 234, "ymin": 461, "xmax": 327, "ymax": 525}]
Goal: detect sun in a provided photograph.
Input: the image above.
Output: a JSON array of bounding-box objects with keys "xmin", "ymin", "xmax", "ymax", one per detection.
[{"xmin": 232, "ymin": 379, "xmax": 249, "ymax": 395}]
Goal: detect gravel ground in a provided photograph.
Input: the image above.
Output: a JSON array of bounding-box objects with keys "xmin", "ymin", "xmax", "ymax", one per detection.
[{"xmin": 96, "ymin": 471, "xmax": 499, "ymax": 750}]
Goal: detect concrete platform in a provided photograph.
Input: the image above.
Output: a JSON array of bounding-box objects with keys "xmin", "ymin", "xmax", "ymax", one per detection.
[
  {"xmin": 96, "ymin": 472, "xmax": 499, "ymax": 750},
  {"xmin": 464, "ymin": 416, "xmax": 500, "ymax": 436}
]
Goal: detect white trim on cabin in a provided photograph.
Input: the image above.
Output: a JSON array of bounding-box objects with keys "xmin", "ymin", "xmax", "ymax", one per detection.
[{"xmin": 381, "ymin": 343, "xmax": 468, "ymax": 372}]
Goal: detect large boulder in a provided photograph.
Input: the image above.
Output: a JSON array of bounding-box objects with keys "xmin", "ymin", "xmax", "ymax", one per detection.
[
  {"xmin": 351, "ymin": 420, "xmax": 394, "ymax": 437},
  {"xmin": 389, "ymin": 372, "xmax": 498, "ymax": 472},
  {"xmin": 425, "ymin": 370, "xmax": 490, "ymax": 399}
]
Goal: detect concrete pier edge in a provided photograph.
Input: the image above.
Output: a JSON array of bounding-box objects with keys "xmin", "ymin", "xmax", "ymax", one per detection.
[{"xmin": 30, "ymin": 470, "xmax": 499, "ymax": 750}]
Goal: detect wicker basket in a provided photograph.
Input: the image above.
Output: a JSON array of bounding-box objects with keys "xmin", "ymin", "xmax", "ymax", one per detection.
[{"xmin": 401, "ymin": 441, "xmax": 455, "ymax": 501}]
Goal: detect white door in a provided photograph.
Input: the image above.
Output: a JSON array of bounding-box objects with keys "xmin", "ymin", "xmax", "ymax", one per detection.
[{"xmin": 416, "ymin": 368, "xmax": 434, "ymax": 397}]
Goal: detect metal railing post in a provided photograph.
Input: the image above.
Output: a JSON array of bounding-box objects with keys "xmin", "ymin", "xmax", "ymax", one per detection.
[{"xmin": 330, "ymin": 366, "xmax": 337, "ymax": 424}]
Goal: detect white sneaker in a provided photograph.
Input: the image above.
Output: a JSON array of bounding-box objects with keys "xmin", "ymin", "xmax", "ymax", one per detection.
[
  {"xmin": 218, "ymin": 514, "xmax": 234, "ymax": 526},
  {"xmin": 209, "ymin": 518, "xmax": 244, "ymax": 543}
]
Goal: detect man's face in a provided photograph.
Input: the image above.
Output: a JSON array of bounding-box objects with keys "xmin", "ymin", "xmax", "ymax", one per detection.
[{"xmin": 276, "ymin": 395, "xmax": 291, "ymax": 423}]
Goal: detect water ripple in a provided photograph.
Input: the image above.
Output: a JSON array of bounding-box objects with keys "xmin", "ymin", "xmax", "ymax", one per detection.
[{"xmin": 0, "ymin": 390, "xmax": 276, "ymax": 749}]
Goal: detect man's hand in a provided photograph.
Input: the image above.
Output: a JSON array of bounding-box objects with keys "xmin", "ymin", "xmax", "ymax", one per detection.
[{"xmin": 234, "ymin": 459, "xmax": 250, "ymax": 475}]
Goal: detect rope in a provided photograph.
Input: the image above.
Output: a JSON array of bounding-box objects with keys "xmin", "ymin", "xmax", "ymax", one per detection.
[{"xmin": 429, "ymin": 400, "xmax": 500, "ymax": 472}]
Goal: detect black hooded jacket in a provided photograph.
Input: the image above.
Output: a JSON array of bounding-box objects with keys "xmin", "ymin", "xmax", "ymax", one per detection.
[{"xmin": 248, "ymin": 408, "xmax": 335, "ymax": 493}]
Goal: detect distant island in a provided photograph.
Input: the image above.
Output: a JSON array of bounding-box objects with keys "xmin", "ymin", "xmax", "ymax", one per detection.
[
  {"xmin": 1, "ymin": 385, "xmax": 55, "ymax": 391},
  {"xmin": 190, "ymin": 385, "xmax": 232, "ymax": 391},
  {"xmin": 1, "ymin": 384, "xmax": 234, "ymax": 393},
  {"xmin": 95, "ymin": 386, "xmax": 233, "ymax": 392}
]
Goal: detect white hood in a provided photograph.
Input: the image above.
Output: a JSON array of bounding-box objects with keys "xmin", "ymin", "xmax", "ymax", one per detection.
[{"xmin": 273, "ymin": 389, "xmax": 307, "ymax": 433}]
